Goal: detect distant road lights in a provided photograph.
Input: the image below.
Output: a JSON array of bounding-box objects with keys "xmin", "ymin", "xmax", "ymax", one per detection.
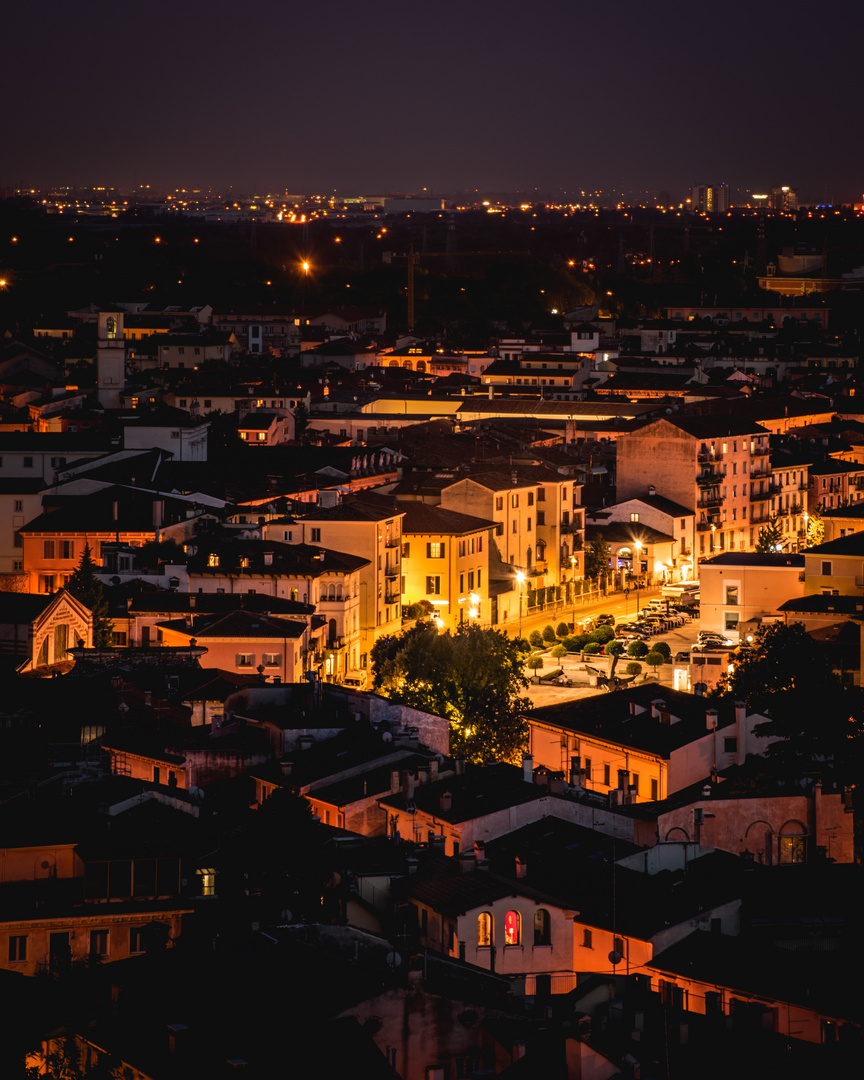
[{"xmin": 516, "ymin": 571, "xmax": 526, "ymax": 640}]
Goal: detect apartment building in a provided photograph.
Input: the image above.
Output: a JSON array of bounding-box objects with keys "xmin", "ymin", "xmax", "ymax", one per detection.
[{"xmin": 616, "ymin": 417, "xmax": 772, "ymax": 562}]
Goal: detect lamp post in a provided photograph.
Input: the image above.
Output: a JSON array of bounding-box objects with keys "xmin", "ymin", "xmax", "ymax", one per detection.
[
  {"xmin": 570, "ymin": 554, "xmax": 577, "ymax": 630},
  {"xmin": 634, "ymin": 540, "xmax": 643, "ymax": 615},
  {"xmin": 516, "ymin": 571, "xmax": 525, "ymax": 640}
]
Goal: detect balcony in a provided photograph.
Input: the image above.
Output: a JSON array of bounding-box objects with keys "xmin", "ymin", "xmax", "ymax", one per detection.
[
  {"xmin": 749, "ymin": 465, "xmax": 772, "ymax": 480},
  {"xmin": 697, "ymin": 472, "xmax": 722, "ymax": 488},
  {"xmin": 696, "ymin": 521, "xmax": 714, "ymax": 532},
  {"xmin": 750, "ymin": 486, "xmax": 774, "ymax": 501},
  {"xmin": 697, "ymin": 450, "xmax": 723, "ymax": 464},
  {"xmin": 751, "ymin": 444, "xmax": 770, "ymax": 457},
  {"xmin": 697, "ymin": 494, "xmax": 723, "ymax": 509},
  {"xmin": 385, "ymin": 564, "xmax": 400, "ymax": 578},
  {"xmin": 325, "ymin": 635, "xmax": 347, "ymax": 651},
  {"xmin": 383, "ymin": 537, "xmax": 400, "ymax": 549}
]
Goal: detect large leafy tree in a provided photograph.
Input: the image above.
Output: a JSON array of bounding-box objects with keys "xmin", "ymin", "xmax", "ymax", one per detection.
[
  {"xmin": 712, "ymin": 622, "xmax": 863, "ymax": 780},
  {"xmin": 65, "ymin": 542, "xmax": 113, "ymax": 647},
  {"xmin": 754, "ymin": 516, "xmax": 784, "ymax": 553},
  {"xmin": 371, "ymin": 622, "xmax": 530, "ymax": 764}
]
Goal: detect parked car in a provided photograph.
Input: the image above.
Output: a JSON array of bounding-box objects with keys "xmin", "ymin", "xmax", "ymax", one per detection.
[
  {"xmin": 595, "ymin": 613, "xmax": 616, "ymax": 626},
  {"xmin": 697, "ymin": 631, "xmax": 735, "ymax": 647}
]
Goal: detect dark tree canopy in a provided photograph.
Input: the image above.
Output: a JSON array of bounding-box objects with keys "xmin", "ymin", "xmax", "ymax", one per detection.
[
  {"xmin": 712, "ymin": 621, "xmax": 864, "ymax": 780},
  {"xmin": 755, "ymin": 516, "xmax": 784, "ymax": 553},
  {"xmin": 370, "ymin": 622, "xmax": 530, "ymax": 764},
  {"xmin": 65, "ymin": 542, "xmax": 113, "ymax": 647},
  {"xmin": 584, "ymin": 537, "xmax": 612, "ymax": 581}
]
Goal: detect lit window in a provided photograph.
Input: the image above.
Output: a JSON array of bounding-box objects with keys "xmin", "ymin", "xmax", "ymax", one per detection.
[
  {"xmin": 504, "ymin": 910, "xmax": 521, "ymax": 946},
  {"xmin": 477, "ymin": 912, "xmax": 492, "ymax": 947}
]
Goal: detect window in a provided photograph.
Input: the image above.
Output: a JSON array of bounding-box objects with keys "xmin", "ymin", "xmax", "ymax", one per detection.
[
  {"xmin": 263, "ymin": 653, "xmax": 280, "ymax": 666},
  {"xmin": 477, "ymin": 912, "xmax": 492, "ymax": 947},
  {"xmin": 504, "ymin": 910, "xmax": 521, "ymax": 946},
  {"xmin": 603, "ymin": 764, "xmax": 611, "ymax": 787},
  {"xmin": 23, "ymin": 457, "xmax": 33, "ymax": 468},
  {"xmin": 526, "ymin": 518, "xmax": 532, "ymax": 532},
  {"xmin": 237, "ymin": 653, "xmax": 254, "ymax": 666},
  {"xmin": 821, "ymin": 561, "xmax": 832, "ymax": 576},
  {"xmin": 582, "ymin": 928, "xmax": 593, "ymax": 949},
  {"xmin": 8, "ymin": 935, "xmax": 27, "ymax": 962},
  {"xmin": 724, "ymin": 611, "xmax": 740, "ymax": 632},
  {"xmin": 630, "ymin": 512, "xmax": 639, "ymax": 522},
  {"xmin": 527, "ymin": 492, "xmax": 534, "ymax": 506},
  {"xmin": 725, "ymin": 584, "xmax": 739, "ymax": 605},
  {"xmin": 61, "ymin": 540, "xmax": 74, "ymax": 560},
  {"xmin": 536, "ymin": 511, "xmax": 545, "ymax": 526},
  {"xmin": 511, "ymin": 494, "xmax": 519, "ymax": 508},
  {"xmin": 651, "ymin": 779, "xmax": 659, "ymax": 801},
  {"xmin": 496, "ymin": 497, "xmax": 503, "ymax": 511},
  {"xmin": 112, "ymin": 631, "xmax": 127, "ymax": 647},
  {"xmin": 427, "ymin": 542, "xmax": 445, "ymax": 558},
  {"xmin": 197, "ymin": 868, "xmax": 217, "ymax": 896},
  {"xmin": 402, "ymin": 542, "xmax": 410, "ymax": 558},
  {"xmin": 43, "ymin": 540, "xmax": 55, "ymax": 559},
  {"xmin": 14, "ymin": 500, "xmax": 22, "ymax": 512},
  {"xmin": 534, "ymin": 909, "xmax": 550, "ymax": 946},
  {"xmin": 425, "ymin": 576, "xmax": 441, "ymax": 595},
  {"xmin": 512, "ymin": 520, "xmax": 517, "ymax": 533},
  {"xmin": 90, "ymin": 929, "xmax": 109, "ymax": 957},
  {"xmin": 537, "ymin": 488, "xmax": 545, "ymax": 502},
  {"xmin": 311, "ymin": 528, "xmax": 321, "ymax": 543},
  {"xmin": 613, "ymin": 936, "xmax": 625, "ymax": 959},
  {"xmin": 724, "ymin": 737, "xmax": 737, "ymax": 753}
]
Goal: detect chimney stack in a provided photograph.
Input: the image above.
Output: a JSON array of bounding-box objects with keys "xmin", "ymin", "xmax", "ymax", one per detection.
[{"xmin": 522, "ymin": 752, "xmax": 534, "ymax": 784}]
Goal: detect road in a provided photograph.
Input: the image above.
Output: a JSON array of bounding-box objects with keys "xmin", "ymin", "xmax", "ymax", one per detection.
[{"xmin": 503, "ymin": 585, "xmax": 664, "ymax": 642}]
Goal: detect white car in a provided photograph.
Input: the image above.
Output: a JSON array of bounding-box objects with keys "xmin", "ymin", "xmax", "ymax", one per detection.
[{"xmin": 696, "ymin": 632, "xmax": 735, "ymax": 647}]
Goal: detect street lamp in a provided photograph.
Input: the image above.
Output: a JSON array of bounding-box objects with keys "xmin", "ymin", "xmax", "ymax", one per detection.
[
  {"xmin": 516, "ymin": 571, "xmax": 525, "ymax": 640},
  {"xmin": 634, "ymin": 540, "xmax": 643, "ymax": 614},
  {"xmin": 570, "ymin": 554, "xmax": 577, "ymax": 630}
]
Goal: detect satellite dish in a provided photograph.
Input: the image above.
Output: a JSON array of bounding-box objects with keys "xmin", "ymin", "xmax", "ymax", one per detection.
[
  {"xmin": 280, "ymin": 909, "xmax": 293, "ymax": 923},
  {"xmin": 385, "ymin": 951, "xmax": 402, "ymax": 968},
  {"xmin": 608, "ymin": 950, "xmax": 623, "ymax": 965}
]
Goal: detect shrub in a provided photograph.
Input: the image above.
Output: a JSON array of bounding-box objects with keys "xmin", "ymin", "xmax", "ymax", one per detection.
[
  {"xmin": 645, "ymin": 649, "xmax": 666, "ymax": 671},
  {"xmin": 625, "ymin": 661, "xmax": 643, "ymax": 676},
  {"xmin": 563, "ymin": 635, "xmax": 582, "ymax": 652},
  {"xmin": 653, "ymin": 641, "xmax": 672, "ymax": 660},
  {"xmin": 527, "ymin": 654, "xmax": 544, "ymax": 675},
  {"xmin": 556, "ymin": 622, "xmax": 570, "ymax": 639},
  {"xmin": 589, "ymin": 625, "xmax": 615, "ymax": 645},
  {"xmin": 551, "ymin": 643, "xmax": 567, "ymax": 659},
  {"xmin": 529, "ymin": 629, "xmax": 544, "ymax": 649},
  {"xmin": 583, "ymin": 642, "xmax": 601, "ymax": 655},
  {"xmin": 542, "ymin": 624, "xmax": 557, "ymax": 643},
  {"xmin": 627, "ymin": 639, "xmax": 649, "ymax": 658},
  {"xmin": 606, "ymin": 640, "xmax": 626, "ymax": 656}
]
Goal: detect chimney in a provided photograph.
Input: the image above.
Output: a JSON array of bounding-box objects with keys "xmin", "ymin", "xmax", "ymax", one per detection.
[
  {"xmin": 299, "ymin": 735, "xmax": 313, "ymax": 751},
  {"xmin": 458, "ymin": 852, "xmax": 476, "ymax": 874},
  {"xmin": 112, "ymin": 500, "xmax": 119, "ymax": 523},
  {"xmin": 569, "ymin": 754, "xmax": 582, "ymax": 788},
  {"xmin": 390, "ymin": 769, "xmax": 401, "ymax": 794},
  {"xmin": 429, "ymin": 759, "xmax": 439, "ymax": 783},
  {"xmin": 624, "ymin": 785, "xmax": 637, "ymax": 805},
  {"xmin": 522, "ymin": 752, "xmax": 534, "ymax": 784},
  {"xmin": 705, "ymin": 708, "xmax": 719, "ymax": 731},
  {"xmin": 618, "ymin": 769, "xmax": 629, "ymax": 791},
  {"xmin": 402, "ymin": 770, "xmax": 415, "ymax": 801},
  {"xmin": 280, "ymin": 761, "xmax": 293, "ymax": 776},
  {"xmin": 153, "ymin": 499, "xmax": 163, "ymax": 536},
  {"xmin": 515, "ymin": 856, "xmax": 527, "ymax": 879},
  {"xmin": 417, "ymin": 764, "xmax": 429, "ymax": 786},
  {"xmin": 474, "ymin": 841, "xmax": 486, "ymax": 862},
  {"xmin": 189, "ymin": 594, "xmax": 196, "ymax": 609},
  {"xmin": 439, "ymin": 791, "xmax": 452, "ymax": 812},
  {"xmin": 263, "ymin": 551, "xmax": 273, "ymax": 567}
]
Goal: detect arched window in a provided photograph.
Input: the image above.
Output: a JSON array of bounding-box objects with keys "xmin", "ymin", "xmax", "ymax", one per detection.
[
  {"xmin": 779, "ymin": 820, "xmax": 807, "ymax": 864},
  {"xmin": 477, "ymin": 912, "xmax": 493, "ymax": 947},
  {"xmin": 534, "ymin": 909, "xmax": 550, "ymax": 946},
  {"xmin": 504, "ymin": 910, "xmax": 521, "ymax": 946},
  {"xmin": 536, "ymin": 540, "xmax": 546, "ymax": 562},
  {"xmin": 526, "ymin": 547, "xmax": 533, "ymax": 568}
]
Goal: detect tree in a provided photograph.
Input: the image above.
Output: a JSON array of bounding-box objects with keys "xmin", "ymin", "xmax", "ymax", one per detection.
[
  {"xmin": 606, "ymin": 640, "xmax": 626, "ymax": 656},
  {"xmin": 65, "ymin": 543, "xmax": 113, "ymax": 647},
  {"xmin": 542, "ymin": 624, "xmax": 557, "ymax": 643},
  {"xmin": 806, "ymin": 508, "xmax": 824, "ymax": 547},
  {"xmin": 529, "ymin": 629, "xmax": 544, "ymax": 649},
  {"xmin": 584, "ymin": 537, "xmax": 612, "ymax": 583},
  {"xmin": 527, "ymin": 654, "xmax": 544, "ymax": 680},
  {"xmin": 711, "ymin": 621, "xmax": 864, "ymax": 779},
  {"xmin": 370, "ymin": 623, "xmax": 530, "ymax": 764},
  {"xmin": 292, "ymin": 400, "xmax": 310, "ymax": 437},
  {"xmin": 755, "ymin": 516, "xmax": 784, "ymax": 553},
  {"xmin": 645, "ymin": 649, "xmax": 665, "ymax": 672},
  {"xmin": 653, "ymin": 641, "xmax": 672, "ymax": 660},
  {"xmin": 551, "ymin": 643, "xmax": 567, "ymax": 660},
  {"xmin": 627, "ymin": 639, "xmax": 648, "ymax": 658},
  {"xmin": 625, "ymin": 662, "xmax": 643, "ymax": 677},
  {"xmin": 556, "ymin": 621, "xmax": 570, "ymax": 639}
]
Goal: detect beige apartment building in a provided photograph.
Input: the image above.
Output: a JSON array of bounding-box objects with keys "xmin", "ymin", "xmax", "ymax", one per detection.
[
  {"xmin": 398, "ymin": 502, "xmax": 496, "ymax": 631},
  {"xmin": 616, "ymin": 417, "xmax": 772, "ymax": 563}
]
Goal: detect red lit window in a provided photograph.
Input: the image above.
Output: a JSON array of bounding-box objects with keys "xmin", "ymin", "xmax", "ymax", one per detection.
[{"xmin": 504, "ymin": 910, "xmax": 521, "ymax": 946}]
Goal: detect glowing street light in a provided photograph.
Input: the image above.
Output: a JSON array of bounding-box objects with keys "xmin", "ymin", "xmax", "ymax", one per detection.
[
  {"xmin": 570, "ymin": 554, "xmax": 578, "ymax": 628},
  {"xmin": 516, "ymin": 571, "xmax": 525, "ymax": 640}
]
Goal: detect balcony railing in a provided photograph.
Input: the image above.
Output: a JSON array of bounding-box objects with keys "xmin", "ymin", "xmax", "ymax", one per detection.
[
  {"xmin": 697, "ymin": 450, "xmax": 723, "ymax": 464},
  {"xmin": 751, "ymin": 444, "xmax": 770, "ymax": 456},
  {"xmin": 697, "ymin": 472, "xmax": 722, "ymax": 488},
  {"xmin": 750, "ymin": 486, "xmax": 774, "ymax": 501},
  {"xmin": 385, "ymin": 591, "xmax": 401, "ymax": 604},
  {"xmin": 697, "ymin": 494, "xmax": 723, "ymax": 509}
]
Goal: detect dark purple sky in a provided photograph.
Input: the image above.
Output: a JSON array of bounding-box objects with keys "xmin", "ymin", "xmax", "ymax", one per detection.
[{"xmin": 5, "ymin": 0, "xmax": 862, "ymax": 201}]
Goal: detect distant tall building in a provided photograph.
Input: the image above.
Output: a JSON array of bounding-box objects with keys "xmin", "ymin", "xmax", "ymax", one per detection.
[
  {"xmin": 690, "ymin": 183, "xmax": 730, "ymax": 213},
  {"xmin": 770, "ymin": 186, "xmax": 798, "ymax": 212}
]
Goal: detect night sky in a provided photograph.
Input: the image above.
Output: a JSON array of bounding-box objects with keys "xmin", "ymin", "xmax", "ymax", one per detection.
[{"xmin": 5, "ymin": 0, "xmax": 862, "ymax": 200}]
